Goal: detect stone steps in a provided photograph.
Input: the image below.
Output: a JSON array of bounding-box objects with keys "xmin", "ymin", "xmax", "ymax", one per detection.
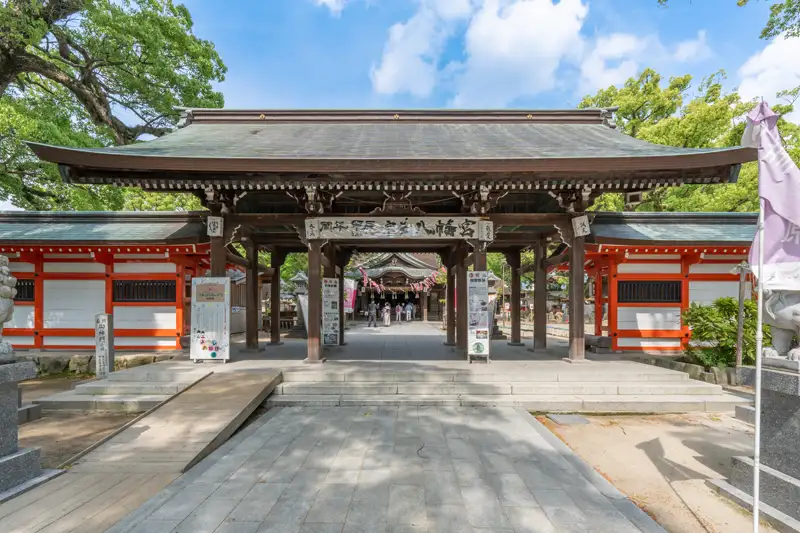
[
  {"xmin": 32, "ymin": 364, "xmax": 212, "ymax": 412},
  {"xmin": 280, "ymin": 370, "xmax": 690, "ymax": 383},
  {"xmin": 267, "ymin": 393, "xmax": 747, "ymax": 412},
  {"xmin": 73, "ymin": 381, "xmax": 190, "ymax": 396},
  {"xmin": 728, "ymin": 455, "xmax": 800, "ymax": 520},
  {"xmin": 32, "ymin": 391, "xmax": 170, "ymax": 412},
  {"xmin": 734, "ymin": 404, "xmax": 755, "ymax": 425},
  {"xmin": 275, "ymin": 381, "xmax": 723, "ymax": 396},
  {"xmin": 707, "ymin": 478, "xmax": 800, "ymax": 533}
]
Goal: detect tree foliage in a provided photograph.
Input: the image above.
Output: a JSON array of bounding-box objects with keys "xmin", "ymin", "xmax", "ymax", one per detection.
[
  {"xmin": 581, "ymin": 68, "xmax": 800, "ymax": 213},
  {"xmin": 0, "ymin": 0, "xmax": 225, "ymax": 210},
  {"xmin": 683, "ymin": 297, "xmax": 770, "ymax": 368}
]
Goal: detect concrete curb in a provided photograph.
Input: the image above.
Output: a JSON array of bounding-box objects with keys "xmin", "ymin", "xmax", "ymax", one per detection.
[{"xmin": 513, "ymin": 407, "xmax": 668, "ymax": 533}]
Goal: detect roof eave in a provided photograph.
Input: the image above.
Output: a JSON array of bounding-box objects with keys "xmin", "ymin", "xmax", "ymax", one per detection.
[{"xmin": 27, "ymin": 142, "xmax": 758, "ymax": 176}]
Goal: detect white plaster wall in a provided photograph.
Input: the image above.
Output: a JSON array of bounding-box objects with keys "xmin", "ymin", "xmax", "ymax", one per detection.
[
  {"xmin": 617, "ymin": 263, "xmax": 681, "ymax": 274},
  {"xmin": 8, "ymin": 336, "xmax": 35, "ymax": 346},
  {"xmin": 44, "ymin": 262, "xmax": 105, "ymax": 273},
  {"xmin": 5, "ymin": 306, "xmax": 34, "ymax": 328},
  {"xmin": 9, "ymin": 262, "xmax": 34, "ymax": 273},
  {"xmin": 113, "ymin": 262, "xmax": 176, "ymax": 273},
  {"xmin": 689, "ymin": 263, "xmax": 740, "ymax": 274},
  {"xmin": 689, "ymin": 281, "xmax": 746, "ymax": 306},
  {"xmin": 114, "ymin": 254, "xmax": 168, "ymax": 260},
  {"xmin": 617, "ymin": 338, "xmax": 682, "ymax": 348},
  {"xmin": 113, "ymin": 306, "xmax": 177, "ymax": 329},
  {"xmin": 43, "ymin": 336, "xmax": 95, "ymax": 346},
  {"xmin": 114, "ymin": 336, "xmax": 178, "ymax": 347},
  {"xmin": 617, "ymin": 306, "xmax": 682, "ymax": 330},
  {"xmin": 626, "ymin": 254, "xmax": 681, "ymax": 260},
  {"xmin": 43, "ymin": 280, "xmax": 105, "ymax": 328}
]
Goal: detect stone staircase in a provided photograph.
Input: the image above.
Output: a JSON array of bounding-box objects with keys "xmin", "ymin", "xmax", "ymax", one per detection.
[
  {"xmin": 267, "ymin": 366, "xmax": 750, "ymax": 412},
  {"xmin": 33, "ymin": 364, "xmax": 212, "ymax": 412}
]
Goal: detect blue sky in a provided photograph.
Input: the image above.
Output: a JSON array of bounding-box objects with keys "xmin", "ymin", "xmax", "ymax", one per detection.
[{"xmin": 181, "ymin": 0, "xmax": 800, "ymax": 112}]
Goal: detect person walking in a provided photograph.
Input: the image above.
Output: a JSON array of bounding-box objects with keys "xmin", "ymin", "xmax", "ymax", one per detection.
[
  {"xmin": 405, "ymin": 301, "xmax": 413, "ymax": 322},
  {"xmin": 367, "ymin": 300, "xmax": 378, "ymax": 327},
  {"xmin": 383, "ymin": 302, "xmax": 392, "ymax": 327},
  {"xmin": 395, "ymin": 302, "xmax": 403, "ymax": 323}
]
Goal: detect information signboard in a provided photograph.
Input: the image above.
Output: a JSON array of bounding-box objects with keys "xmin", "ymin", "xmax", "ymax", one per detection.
[
  {"xmin": 94, "ymin": 314, "xmax": 114, "ymax": 378},
  {"xmin": 467, "ymin": 271, "xmax": 491, "ymax": 362},
  {"xmin": 190, "ymin": 277, "xmax": 231, "ymax": 362},
  {"xmin": 322, "ymin": 277, "xmax": 340, "ymax": 346}
]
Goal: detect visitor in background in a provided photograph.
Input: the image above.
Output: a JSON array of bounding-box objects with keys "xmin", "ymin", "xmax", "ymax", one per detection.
[
  {"xmin": 367, "ymin": 300, "xmax": 378, "ymax": 327},
  {"xmin": 405, "ymin": 301, "xmax": 413, "ymax": 322},
  {"xmin": 395, "ymin": 302, "xmax": 403, "ymax": 322},
  {"xmin": 383, "ymin": 302, "xmax": 392, "ymax": 327}
]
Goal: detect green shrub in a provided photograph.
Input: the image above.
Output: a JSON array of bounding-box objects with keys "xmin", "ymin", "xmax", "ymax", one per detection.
[{"xmin": 682, "ymin": 297, "xmax": 770, "ymax": 368}]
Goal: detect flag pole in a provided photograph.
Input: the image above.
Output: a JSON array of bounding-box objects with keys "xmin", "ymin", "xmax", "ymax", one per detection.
[{"xmin": 753, "ymin": 204, "xmax": 765, "ymax": 532}]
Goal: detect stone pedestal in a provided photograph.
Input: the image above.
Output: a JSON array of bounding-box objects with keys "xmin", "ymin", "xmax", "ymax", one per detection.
[
  {"xmin": 0, "ymin": 362, "xmax": 42, "ymax": 494},
  {"xmin": 714, "ymin": 362, "xmax": 800, "ymax": 530}
]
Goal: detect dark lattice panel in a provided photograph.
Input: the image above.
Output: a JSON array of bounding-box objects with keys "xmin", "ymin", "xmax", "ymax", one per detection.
[
  {"xmin": 617, "ymin": 281, "xmax": 681, "ymax": 303},
  {"xmin": 14, "ymin": 279, "xmax": 35, "ymax": 302},
  {"xmin": 113, "ymin": 280, "xmax": 176, "ymax": 303}
]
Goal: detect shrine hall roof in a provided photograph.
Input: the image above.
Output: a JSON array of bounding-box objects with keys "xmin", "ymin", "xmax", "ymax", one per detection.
[
  {"xmin": 590, "ymin": 212, "xmax": 757, "ymax": 246},
  {"xmin": 27, "ymin": 108, "xmax": 756, "ymax": 178},
  {"xmin": 0, "ymin": 211, "xmax": 207, "ymax": 245}
]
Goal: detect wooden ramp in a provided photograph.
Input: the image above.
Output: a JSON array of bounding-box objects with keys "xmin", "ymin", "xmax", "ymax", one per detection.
[{"xmin": 0, "ymin": 370, "xmax": 280, "ymax": 533}]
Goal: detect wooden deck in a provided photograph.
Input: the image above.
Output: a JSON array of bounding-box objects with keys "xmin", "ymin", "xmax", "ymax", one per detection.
[{"xmin": 0, "ymin": 370, "xmax": 280, "ymax": 533}]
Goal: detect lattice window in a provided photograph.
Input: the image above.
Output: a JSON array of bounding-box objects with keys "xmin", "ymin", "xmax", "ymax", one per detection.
[
  {"xmin": 113, "ymin": 280, "xmax": 176, "ymax": 303},
  {"xmin": 617, "ymin": 281, "xmax": 681, "ymax": 303},
  {"xmin": 14, "ymin": 279, "xmax": 35, "ymax": 302}
]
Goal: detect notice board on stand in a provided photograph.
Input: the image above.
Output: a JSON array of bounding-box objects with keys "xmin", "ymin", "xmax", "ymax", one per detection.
[
  {"xmin": 467, "ymin": 271, "xmax": 491, "ymax": 363},
  {"xmin": 322, "ymin": 277, "xmax": 340, "ymax": 346},
  {"xmin": 190, "ymin": 277, "xmax": 231, "ymax": 362}
]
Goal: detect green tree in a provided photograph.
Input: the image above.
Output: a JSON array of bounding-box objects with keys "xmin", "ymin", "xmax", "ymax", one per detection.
[
  {"xmin": 581, "ymin": 69, "xmax": 800, "ymax": 213},
  {"xmin": 0, "ymin": 0, "xmax": 226, "ymax": 210},
  {"xmin": 658, "ymin": 0, "xmax": 800, "ymax": 39}
]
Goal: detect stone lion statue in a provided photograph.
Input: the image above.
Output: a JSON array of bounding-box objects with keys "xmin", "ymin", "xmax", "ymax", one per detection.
[
  {"xmin": 762, "ymin": 288, "xmax": 800, "ymax": 361},
  {"xmin": 0, "ymin": 255, "xmax": 17, "ymax": 362}
]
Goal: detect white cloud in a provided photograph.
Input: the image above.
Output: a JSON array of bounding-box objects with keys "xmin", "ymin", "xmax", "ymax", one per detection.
[
  {"xmin": 578, "ymin": 30, "xmax": 713, "ymax": 94},
  {"xmin": 369, "ymin": 0, "xmax": 714, "ymax": 105},
  {"xmin": 672, "ymin": 30, "xmax": 711, "ymax": 62},
  {"xmin": 451, "ymin": 0, "xmax": 588, "ymax": 107},
  {"xmin": 313, "ymin": 0, "xmax": 347, "ymax": 16},
  {"xmin": 0, "ymin": 201, "xmax": 22, "ymax": 212},
  {"xmin": 370, "ymin": 0, "xmax": 472, "ymax": 98},
  {"xmin": 738, "ymin": 36, "xmax": 800, "ymax": 123}
]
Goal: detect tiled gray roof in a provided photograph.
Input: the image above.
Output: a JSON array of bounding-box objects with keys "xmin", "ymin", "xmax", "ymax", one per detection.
[
  {"xmin": 0, "ymin": 211, "xmax": 206, "ymax": 244},
  {"xmin": 37, "ymin": 122, "xmax": 748, "ymax": 161},
  {"xmin": 590, "ymin": 212, "xmax": 757, "ymax": 244}
]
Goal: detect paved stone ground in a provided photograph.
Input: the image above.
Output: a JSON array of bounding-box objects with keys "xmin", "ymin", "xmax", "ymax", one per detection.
[{"xmin": 109, "ymin": 406, "xmax": 665, "ymax": 533}]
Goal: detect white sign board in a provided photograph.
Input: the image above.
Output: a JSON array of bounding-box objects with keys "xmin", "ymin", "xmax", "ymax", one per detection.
[
  {"xmin": 468, "ymin": 271, "xmax": 491, "ymax": 361},
  {"xmin": 94, "ymin": 314, "xmax": 114, "ymax": 378},
  {"xmin": 322, "ymin": 277, "xmax": 340, "ymax": 345},
  {"xmin": 572, "ymin": 215, "xmax": 591, "ymax": 237},
  {"xmin": 190, "ymin": 277, "xmax": 231, "ymax": 361},
  {"xmin": 306, "ymin": 217, "xmax": 493, "ymax": 241},
  {"xmin": 207, "ymin": 216, "xmax": 223, "ymax": 237}
]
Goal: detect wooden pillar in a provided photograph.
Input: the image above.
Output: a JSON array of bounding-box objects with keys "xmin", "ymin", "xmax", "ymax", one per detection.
[
  {"xmin": 244, "ymin": 241, "xmax": 262, "ymax": 351},
  {"xmin": 306, "ymin": 240, "xmax": 324, "ymax": 363},
  {"xmin": 456, "ymin": 255, "xmax": 468, "ymax": 352},
  {"xmin": 422, "ymin": 291, "xmax": 429, "ymax": 322},
  {"xmin": 567, "ymin": 231, "xmax": 586, "ymax": 362},
  {"xmin": 609, "ymin": 261, "xmax": 619, "ymax": 351},
  {"xmin": 594, "ymin": 271, "xmax": 602, "ymax": 337},
  {"xmin": 270, "ymin": 250, "xmax": 286, "ymax": 345},
  {"xmin": 210, "ymin": 234, "xmax": 226, "ymax": 277},
  {"xmin": 532, "ymin": 240, "xmax": 547, "ymax": 351},
  {"xmin": 472, "ymin": 241, "xmax": 487, "ymax": 271},
  {"xmin": 506, "ymin": 249, "xmax": 523, "ymax": 346},
  {"xmin": 445, "ymin": 265, "xmax": 456, "ymax": 346}
]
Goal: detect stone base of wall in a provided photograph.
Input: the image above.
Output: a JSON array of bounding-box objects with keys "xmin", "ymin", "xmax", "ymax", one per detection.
[
  {"xmin": 14, "ymin": 351, "xmax": 185, "ymax": 377},
  {"xmin": 631, "ymin": 355, "xmax": 739, "ymax": 386}
]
